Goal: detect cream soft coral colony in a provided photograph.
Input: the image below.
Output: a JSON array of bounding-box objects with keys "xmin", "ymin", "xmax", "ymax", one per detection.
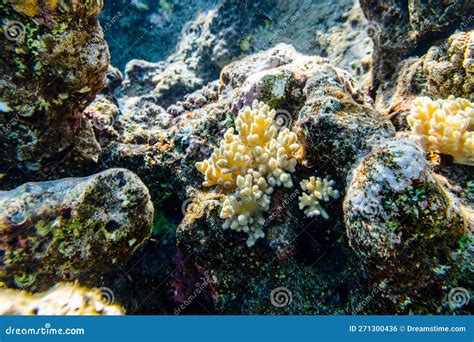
[
  {"xmin": 195, "ymin": 100, "xmax": 339, "ymax": 246},
  {"xmin": 408, "ymin": 96, "xmax": 474, "ymax": 165},
  {"xmin": 195, "ymin": 100, "xmax": 304, "ymax": 246}
]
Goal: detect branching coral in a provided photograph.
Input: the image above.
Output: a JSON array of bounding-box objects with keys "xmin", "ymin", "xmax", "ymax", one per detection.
[
  {"xmin": 407, "ymin": 96, "xmax": 474, "ymax": 165},
  {"xmin": 196, "ymin": 100, "xmax": 302, "ymax": 246},
  {"xmin": 220, "ymin": 171, "xmax": 272, "ymax": 246},
  {"xmin": 298, "ymin": 176, "xmax": 339, "ymax": 219}
]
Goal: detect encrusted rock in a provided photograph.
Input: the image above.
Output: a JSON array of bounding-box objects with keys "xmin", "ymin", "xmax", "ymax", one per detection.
[
  {"xmin": 371, "ymin": 30, "xmax": 474, "ymax": 130},
  {"xmin": 422, "ymin": 30, "xmax": 474, "ymax": 101},
  {"xmin": 360, "ymin": 0, "xmax": 474, "ymax": 97},
  {"xmin": 0, "ymin": 0, "xmax": 109, "ymax": 188},
  {"xmin": 0, "ymin": 168, "xmax": 153, "ymax": 291},
  {"xmin": 176, "ymin": 189, "xmax": 366, "ymax": 314},
  {"xmin": 344, "ymin": 135, "xmax": 470, "ymax": 313},
  {"xmin": 173, "ymin": 44, "xmax": 393, "ymax": 313}
]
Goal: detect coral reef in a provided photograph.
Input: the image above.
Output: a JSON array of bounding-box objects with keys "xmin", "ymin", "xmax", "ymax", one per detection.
[
  {"xmin": 0, "ymin": 168, "xmax": 153, "ymax": 291},
  {"xmin": 384, "ymin": 29, "xmax": 474, "ymax": 114},
  {"xmin": 0, "ymin": 0, "xmax": 472, "ymax": 316},
  {"xmin": 170, "ymin": 44, "xmax": 395, "ymax": 313},
  {"xmin": 0, "ymin": 283, "xmax": 124, "ymax": 315},
  {"xmin": 408, "ymin": 96, "xmax": 474, "ymax": 165},
  {"xmin": 298, "ymin": 177, "xmax": 339, "ymax": 219}
]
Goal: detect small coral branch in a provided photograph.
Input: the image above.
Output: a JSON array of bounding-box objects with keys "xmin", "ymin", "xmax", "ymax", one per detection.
[
  {"xmin": 298, "ymin": 176, "xmax": 339, "ymax": 219},
  {"xmin": 220, "ymin": 171, "xmax": 272, "ymax": 246},
  {"xmin": 195, "ymin": 100, "xmax": 302, "ymax": 246},
  {"xmin": 408, "ymin": 96, "xmax": 474, "ymax": 165}
]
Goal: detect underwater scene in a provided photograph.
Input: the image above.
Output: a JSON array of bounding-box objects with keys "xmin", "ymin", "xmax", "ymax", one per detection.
[{"xmin": 0, "ymin": 0, "xmax": 473, "ymax": 317}]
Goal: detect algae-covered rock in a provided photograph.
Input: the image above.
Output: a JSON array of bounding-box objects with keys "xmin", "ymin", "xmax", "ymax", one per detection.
[
  {"xmin": 176, "ymin": 190, "xmax": 368, "ymax": 314},
  {"xmin": 0, "ymin": 283, "xmax": 124, "ymax": 315},
  {"xmin": 421, "ymin": 30, "xmax": 474, "ymax": 101},
  {"xmin": 102, "ymin": 44, "xmax": 394, "ymax": 204},
  {"xmin": 0, "ymin": 0, "xmax": 109, "ymax": 189},
  {"xmin": 344, "ymin": 135, "xmax": 470, "ymax": 313},
  {"xmin": 360, "ymin": 0, "xmax": 474, "ymax": 97},
  {"xmin": 73, "ymin": 42, "xmax": 470, "ymax": 315},
  {"xmin": 0, "ymin": 168, "xmax": 153, "ymax": 291},
  {"xmin": 295, "ymin": 63, "xmax": 394, "ymax": 179},
  {"xmin": 367, "ymin": 30, "xmax": 473, "ymax": 132}
]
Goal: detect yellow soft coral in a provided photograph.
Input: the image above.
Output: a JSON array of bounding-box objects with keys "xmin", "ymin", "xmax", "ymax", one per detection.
[
  {"xmin": 0, "ymin": 283, "xmax": 124, "ymax": 315},
  {"xmin": 196, "ymin": 100, "xmax": 302, "ymax": 190},
  {"xmin": 220, "ymin": 171, "xmax": 272, "ymax": 246},
  {"xmin": 196, "ymin": 100, "xmax": 302, "ymax": 246},
  {"xmin": 408, "ymin": 96, "xmax": 474, "ymax": 165},
  {"xmin": 298, "ymin": 176, "xmax": 339, "ymax": 219}
]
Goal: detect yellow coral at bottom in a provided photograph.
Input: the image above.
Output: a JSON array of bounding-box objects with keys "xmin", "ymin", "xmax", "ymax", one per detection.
[
  {"xmin": 408, "ymin": 96, "xmax": 474, "ymax": 165},
  {"xmin": 0, "ymin": 283, "xmax": 124, "ymax": 315},
  {"xmin": 299, "ymin": 176, "xmax": 339, "ymax": 219}
]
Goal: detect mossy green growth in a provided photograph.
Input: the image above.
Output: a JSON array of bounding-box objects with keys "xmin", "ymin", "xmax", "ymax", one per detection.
[
  {"xmin": 384, "ymin": 182, "xmax": 464, "ymax": 244},
  {"xmin": 258, "ymin": 72, "xmax": 293, "ymax": 109},
  {"xmin": 463, "ymin": 181, "xmax": 474, "ymax": 202}
]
